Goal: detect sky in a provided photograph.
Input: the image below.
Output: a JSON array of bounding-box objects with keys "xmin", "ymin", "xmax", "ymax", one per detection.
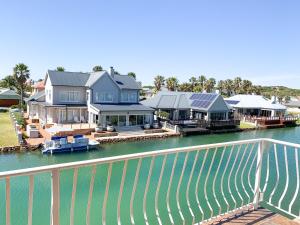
[{"xmin": 0, "ymin": 0, "xmax": 300, "ymax": 88}]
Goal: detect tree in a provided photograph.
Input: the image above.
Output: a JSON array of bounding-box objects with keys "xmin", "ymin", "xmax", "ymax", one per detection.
[
  {"xmin": 166, "ymin": 77, "xmax": 179, "ymax": 91},
  {"xmin": 189, "ymin": 76, "xmax": 198, "ymax": 91},
  {"xmin": 233, "ymin": 77, "xmax": 242, "ymax": 94},
  {"xmin": 0, "ymin": 75, "xmax": 16, "ymax": 89},
  {"xmin": 217, "ymin": 80, "xmax": 225, "ymax": 95},
  {"xmin": 204, "ymin": 78, "xmax": 216, "ymax": 93},
  {"xmin": 178, "ymin": 82, "xmax": 192, "ymax": 92},
  {"xmin": 198, "ymin": 75, "xmax": 207, "ymax": 90},
  {"xmin": 92, "ymin": 65, "xmax": 103, "ymax": 72},
  {"xmin": 128, "ymin": 72, "xmax": 136, "ymax": 79},
  {"xmin": 56, "ymin": 66, "xmax": 65, "ymax": 72},
  {"xmin": 13, "ymin": 63, "xmax": 30, "ymax": 108},
  {"xmin": 241, "ymin": 80, "xmax": 253, "ymax": 94},
  {"xmin": 224, "ymin": 79, "xmax": 233, "ymax": 96},
  {"xmin": 154, "ymin": 75, "xmax": 165, "ymax": 92}
]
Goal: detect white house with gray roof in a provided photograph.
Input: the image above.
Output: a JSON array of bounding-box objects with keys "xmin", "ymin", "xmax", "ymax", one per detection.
[
  {"xmin": 225, "ymin": 94, "xmax": 286, "ymax": 117},
  {"xmin": 27, "ymin": 67, "xmax": 154, "ymax": 127},
  {"xmin": 141, "ymin": 91, "xmax": 231, "ymax": 121}
]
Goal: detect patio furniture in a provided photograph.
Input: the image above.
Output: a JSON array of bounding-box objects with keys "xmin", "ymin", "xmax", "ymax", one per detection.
[{"xmin": 144, "ymin": 124, "xmax": 150, "ymax": 129}]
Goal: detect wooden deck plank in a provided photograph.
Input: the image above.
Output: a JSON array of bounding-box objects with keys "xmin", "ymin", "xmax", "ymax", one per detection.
[{"xmin": 208, "ymin": 208, "xmax": 299, "ymax": 225}]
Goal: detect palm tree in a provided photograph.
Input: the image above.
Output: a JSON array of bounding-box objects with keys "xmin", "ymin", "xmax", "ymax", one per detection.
[
  {"xmin": 189, "ymin": 76, "xmax": 198, "ymax": 90},
  {"xmin": 224, "ymin": 79, "xmax": 233, "ymax": 96},
  {"xmin": 233, "ymin": 77, "xmax": 242, "ymax": 94},
  {"xmin": 154, "ymin": 75, "xmax": 165, "ymax": 92},
  {"xmin": 166, "ymin": 77, "xmax": 179, "ymax": 91},
  {"xmin": 204, "ymin": 78, "xmax": 216, "ymax": 93},
  {"xmin": 92, "ymin": 65, "xmax": 103, "ymax": 72},
  {"xmin": 198, "ymin": 75, "xmax": 207, "ymax": 90},
  {"xmin": 56, "ymin": 66, "xmax": 65, "ymax": 72},
  {"xmin": 241, "ymin": 80, "xmax": 253, "ymax": 94},
  {"xmin": 0, "ymin": 75, "xmax": 16, "ymax": 89},
  {"xmin": 13, "ymin": 63, "xmax": 30, "ymax": 108},
  {"xmin": 217, "ymin": 80, "xmax": 225, "ymax": 95},
  {"xmin": 128, "ymin": 72, "xmax": 136, "ymax": 79},
  {"xmin": 178, "ymin": 82, "xmax": 192, "ymax": 92}
]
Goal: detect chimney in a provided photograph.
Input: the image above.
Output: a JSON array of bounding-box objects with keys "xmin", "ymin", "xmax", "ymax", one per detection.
[{"xmin": 109, "ymin": 66, "xmax": 114, "ymax": 78}]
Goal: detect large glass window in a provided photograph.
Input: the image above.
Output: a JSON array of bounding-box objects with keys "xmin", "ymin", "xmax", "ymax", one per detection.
[
  {"xmin": 96, "ymin": 92, "xmax": 113, "ymax": 102},
  {"xmin": 119, "ymin": 115, "xmax": 126, "ymax": 126},
  {"xmin": 106, "ymin": 115, "xmax": 118, "ymax": 126},
  {"xmin": 129, "ymin": 115, "xmax": 137, "ymax": 126},
  {"xmin": 137, "ymin": 115, "xmax": 144, "ymax": 125},
  {"xmin": 59, "ymin": 91, "xmax": 80, "ymax": 102},
  {"xmin": 121, "ymin": 92, "xmax": 137, "ymax": 102}
]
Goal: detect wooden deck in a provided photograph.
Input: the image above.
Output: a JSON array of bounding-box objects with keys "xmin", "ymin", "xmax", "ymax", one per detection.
[{"xmin": 209, "ymin": 208, "xmax": 299, "ymax": 225}]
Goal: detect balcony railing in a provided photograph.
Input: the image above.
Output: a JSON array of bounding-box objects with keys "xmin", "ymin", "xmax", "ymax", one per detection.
[{"xmin": 0, "ymin": 138, "xmax": 299, "ymax": 225}]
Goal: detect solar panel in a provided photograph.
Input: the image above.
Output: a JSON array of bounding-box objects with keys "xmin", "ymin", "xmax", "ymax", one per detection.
[
  {"xmin": 225, "ymin": 100, "xmax": 240, "ymax": 105},
  {"xmin": 190, "ymin": 93, "xmax": 217, "ymax": 101},
  {"xmin": 191, "ymin": 100, "xmax": 212, "ymax": 109},
  {"xmin": 190, "ymin": 93, "xmax": 217, "ymax": 109}
]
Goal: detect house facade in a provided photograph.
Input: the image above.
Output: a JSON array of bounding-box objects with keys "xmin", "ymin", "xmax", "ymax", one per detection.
[
  {"xmin": 0, "ymin": 88, "xmax": 20, "ymax": 107},
  {"xmin": 27, "ymin": 67, "xmax": 154, "ymax": 127},
  {"xmin": 141, "ymin": 91, "xmax": 232, "ymax": 122},
  {"xmin": 225, "ymin": 94, "xmax": 286, "ymax": 117}
]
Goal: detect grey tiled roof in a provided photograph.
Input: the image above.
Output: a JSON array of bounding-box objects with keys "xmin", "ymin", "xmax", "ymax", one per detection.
[
  {"xmin": 26, "ymin": 90, "xmax": 45, "ymax": 102},
  {"xmin": 91, "ymin": 103, "xmax": 154, "ymax": 112},
  {"xmin": 114, "ymin": 74, "xmax": 141, "ymax": 89},
  {"xmin": 46, "ymin": 70, "xmax": 141, "ymax": 90},
  {"xmin": 0, "ymin": 89, "xmax": 20, "ymax": 100},
  {"xmin": 47, "ymin": 70, "xmax": 90, "ymax": 86}
]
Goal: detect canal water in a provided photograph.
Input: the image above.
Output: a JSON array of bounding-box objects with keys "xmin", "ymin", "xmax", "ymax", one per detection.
[{"xmin": 0, "ymin": 127, "xmax": 299, "ymax": 225}]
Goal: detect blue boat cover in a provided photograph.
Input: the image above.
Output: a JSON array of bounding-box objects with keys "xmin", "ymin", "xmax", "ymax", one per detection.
[
  {"xmin": 51, "ymin": 136, "xmax": 67, "ymax": 140},
  {"xmin": 73, "ymin": 134, "xmax": 83, "ymax": 138}
]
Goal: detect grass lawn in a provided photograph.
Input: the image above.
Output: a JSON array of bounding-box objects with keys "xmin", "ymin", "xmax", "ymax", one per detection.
[
  {"xmin": 0, "ymin": 112, "xmax": 19, "ymax": 147},
  {"xmin": 239, "ymin": 121, "xmax": 256, "ymax": 129}
]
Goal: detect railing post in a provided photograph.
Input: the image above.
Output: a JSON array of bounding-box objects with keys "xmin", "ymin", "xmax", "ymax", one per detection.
[
  {"xmin": 253, "ymin": 140, "xmax": 265, "ymax": 209},
  {"xmin": 51, "ymin": 169, "xmax": 60, "ymax": 225}
]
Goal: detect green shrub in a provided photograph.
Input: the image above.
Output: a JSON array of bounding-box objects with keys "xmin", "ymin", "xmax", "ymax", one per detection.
[
  {"xmin": 10, "ymin": 105, "xmax": 19, "ymax": 109},
  {"xmin": 12, "ymin": 112, "xmax": 25, "ymax": 128},
  {"xmin": 157, "ymin": 111, "xmax": 170, "ymax": 119}
]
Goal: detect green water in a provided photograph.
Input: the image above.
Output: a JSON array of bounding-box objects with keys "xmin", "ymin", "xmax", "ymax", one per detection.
[{"xmin": 0, "ymin": 127, "xmax": 299, "ymax": 225}]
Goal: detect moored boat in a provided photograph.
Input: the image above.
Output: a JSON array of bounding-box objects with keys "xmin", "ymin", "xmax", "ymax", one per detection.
[{"xmin": 42, "ymin": 135, "xmax": 99, "ymax": 154}]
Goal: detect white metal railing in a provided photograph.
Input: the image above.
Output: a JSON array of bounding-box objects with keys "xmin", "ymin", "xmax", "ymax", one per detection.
[{"xmin": 0, "ymin": 138, "xmax": 299, "ymax": 225}]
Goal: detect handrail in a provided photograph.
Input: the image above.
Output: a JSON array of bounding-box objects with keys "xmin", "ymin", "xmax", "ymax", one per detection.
[
  {"xmin": 0, "ymin": 138, "xmax": 264, "ymax": 178},
  {"xmin": 0, "ymin": 138, "xmax": 299, "ymax": 225}
]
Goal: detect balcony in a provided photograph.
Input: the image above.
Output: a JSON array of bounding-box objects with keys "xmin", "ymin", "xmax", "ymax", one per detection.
[{"xmin": 0, "ymin": 138, "xmax": 299, "ymax": 225}]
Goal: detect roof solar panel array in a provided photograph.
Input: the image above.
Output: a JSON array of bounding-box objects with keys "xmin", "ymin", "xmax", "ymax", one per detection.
[
  {"xmin": 190, "ymin": 93, "xmax": 217, "ymax": 109},
  {"xmin": 225, "ymin": 100, "xmax": 240, "ymax": 105}
]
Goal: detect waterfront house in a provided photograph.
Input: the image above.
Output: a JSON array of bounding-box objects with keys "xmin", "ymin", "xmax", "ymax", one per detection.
[
  {"xmin": 225, "ymin": 94, "xmax": 286, "ymax": 117},
  {"xmin": 284, "ymin": 100, "xmax": 300, "ymax": 114},
  {"xmin": 32, "ymin": 80, "xmax": 45, "ymax": 94},
  {"xmin": 26, "ymin": 67, "xmax": 154, "ymax": 127},
  {"xmin": 0, "ymin": 88, "xmax": 20, "ymax": 107},
  {"xmin": 141, "ymin": 91, "xmax": 233, "ymax": 124}
]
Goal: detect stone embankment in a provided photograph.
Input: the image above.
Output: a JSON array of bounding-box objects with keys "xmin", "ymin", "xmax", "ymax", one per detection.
[{"xmin": 96, "ymin": 132, "xmax": 180, "ymax": 144}]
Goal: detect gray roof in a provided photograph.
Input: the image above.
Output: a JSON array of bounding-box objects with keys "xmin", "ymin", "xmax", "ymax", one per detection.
[
  {"xmin": 0, "ymin": 89, "xmax": 20, "ymax": 100},
  {"xmin": 46, "ymin": 70, "xmax": 141, "ymax": 90},
  {"xmin": 285, "ymin": 101, "xmax": 300, "ymax": 108},
  {"xmin": 141, "ymin": 91, "xmax": 228, "ymax": 112},
  {"xmin": 26, "ymin": 90, "xmax": 45, "ymax": 102},
  {"xmin": 91, "ymin": 103, "xmax": 154, "ymax": 112},
  {"xmin": 225, "ymin": 95, "xmax": 286, "ymax": 110},
  {"xmin": 85, "ymin": 71, "xmax": 106, "ymax": 87},
  {"xmin": 47, "ymin": 70, "xmax": 90, "ymax": 87},
  {"xmin": 114, "ymin": 74, "xmax": 141, "ymax": 89}
]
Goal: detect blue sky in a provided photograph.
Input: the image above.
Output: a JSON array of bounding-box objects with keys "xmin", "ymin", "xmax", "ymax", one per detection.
[{"xmin": 0, "ymin": 0, "xmax": 299, "ymax": 88}]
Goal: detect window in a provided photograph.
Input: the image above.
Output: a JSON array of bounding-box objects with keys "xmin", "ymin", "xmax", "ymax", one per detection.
[
  {"xmin": 59, "ymin": 91, "xmax": 80, "ymax": 102},
  {"xmin": 121, "ymin": 92, "xmax": 137, "ymax": 102},
  {"xmin": 129, "ymin": 115, "xmax": 137, "ymax": 126},
  {"xmin": 95, "ymin": 92, "xmax": 113, "ymax": 102}
]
